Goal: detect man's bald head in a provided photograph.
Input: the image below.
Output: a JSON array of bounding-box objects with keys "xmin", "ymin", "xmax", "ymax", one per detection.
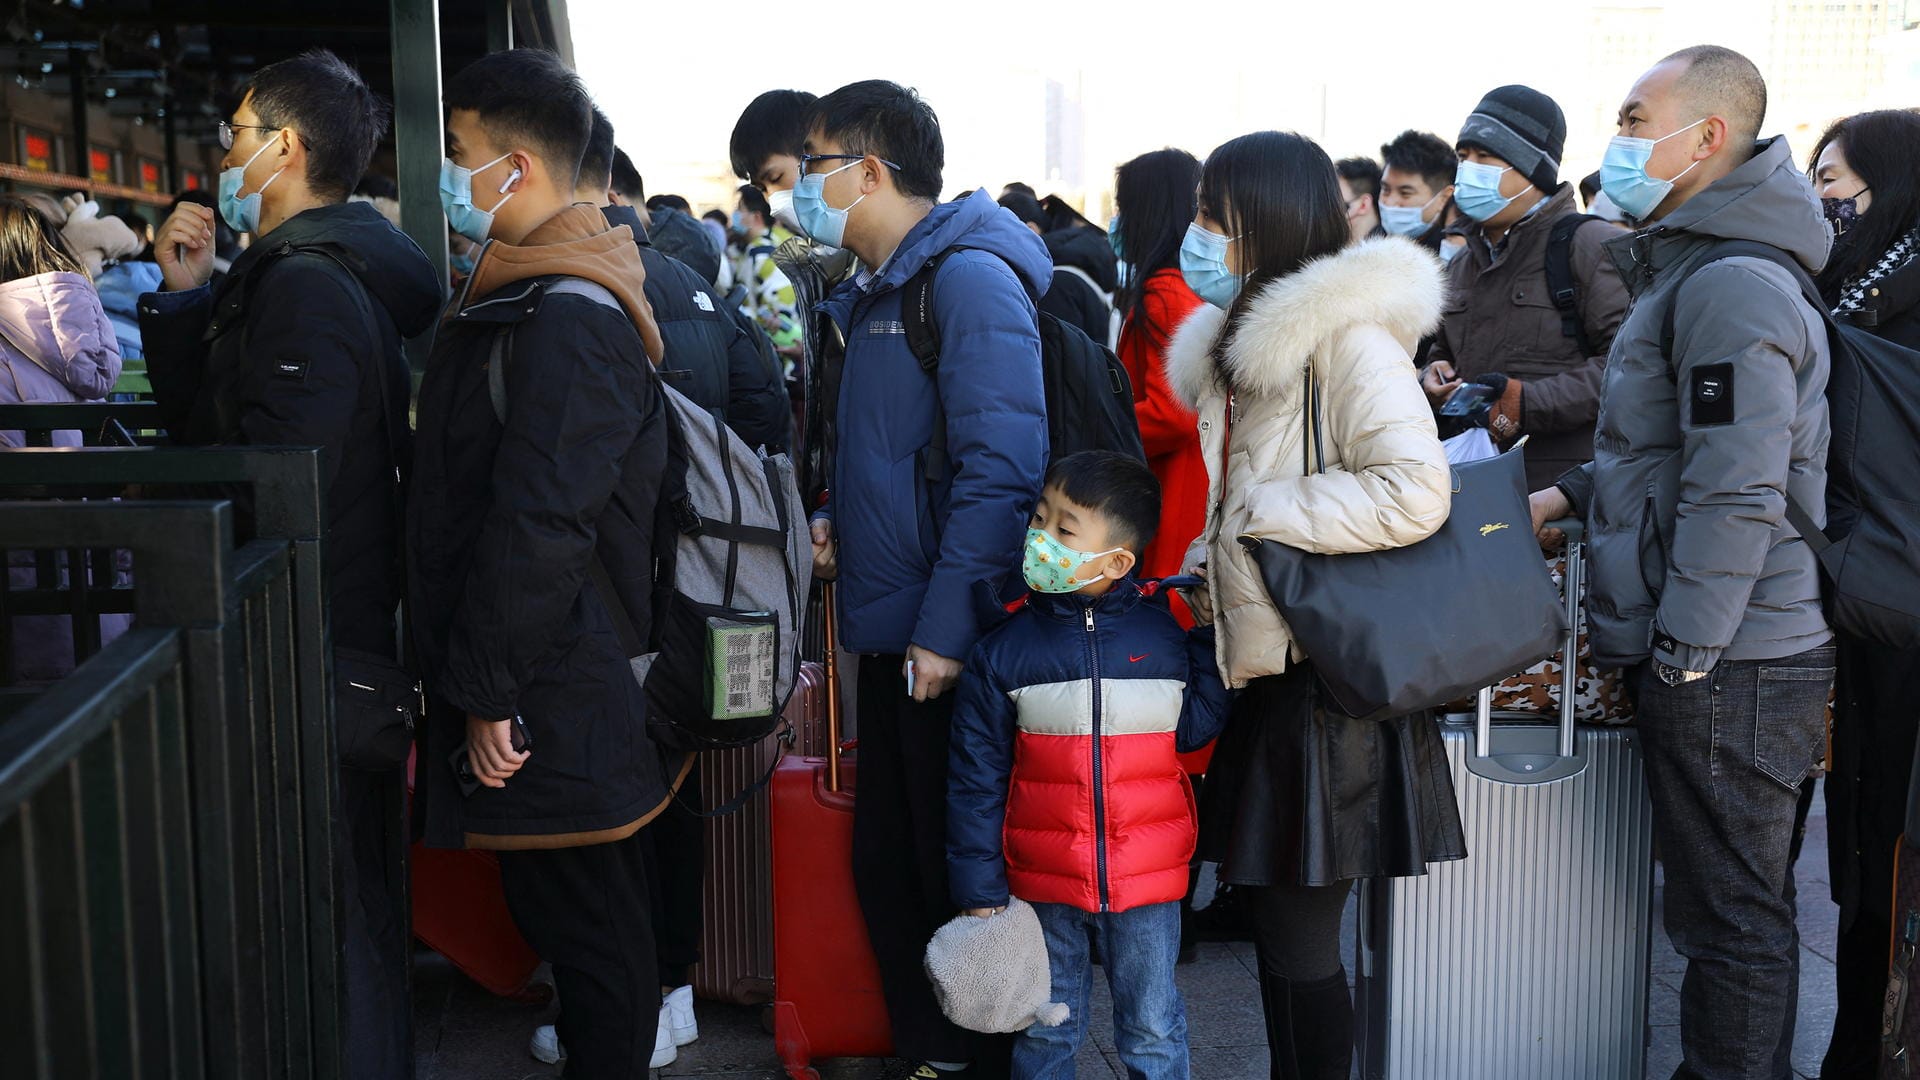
[{"xmin": 1660, "ymin": 44, "xmax": 1767, "ymax": 154}]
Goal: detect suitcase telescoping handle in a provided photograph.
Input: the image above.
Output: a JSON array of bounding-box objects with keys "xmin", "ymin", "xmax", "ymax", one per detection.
[
  {"xmin": 823, "ymin": 580, "xmax": 845, "ymax": 793},
  {"xmin": 1474, "ymin": 518, "xmax": 1585, "ymax": 761}
]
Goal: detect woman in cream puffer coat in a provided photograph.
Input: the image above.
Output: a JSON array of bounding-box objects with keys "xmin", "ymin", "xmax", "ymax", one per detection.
[{"xmin": 1168, "ymin": 131, "xmax": 1466, "ymax": 1080}]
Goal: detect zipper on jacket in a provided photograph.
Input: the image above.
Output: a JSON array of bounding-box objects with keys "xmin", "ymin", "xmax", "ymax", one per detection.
[{"xmin": 1086, "ymin": 604, "xmax": 1111, "ymax": 911}]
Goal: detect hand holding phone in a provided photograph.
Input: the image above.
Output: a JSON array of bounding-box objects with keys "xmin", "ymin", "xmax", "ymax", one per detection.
[{"xmin": 453, "ymin": 714, "xmax": 532, "ymax": 796}]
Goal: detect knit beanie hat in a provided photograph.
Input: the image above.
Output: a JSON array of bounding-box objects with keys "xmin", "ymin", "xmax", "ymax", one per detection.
[
  {"xmin": 925, "ymin": 898, "xmax": 1070, "ymax": 1034},
  {"xmin": 1458, "ymin": 86, "xmax": 1566, "ymax": 194}
]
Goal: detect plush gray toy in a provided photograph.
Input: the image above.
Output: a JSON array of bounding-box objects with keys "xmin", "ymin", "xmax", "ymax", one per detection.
[{"xmin": 924, "ymin": 897, "xmax": 1070, "ymax": 1034}]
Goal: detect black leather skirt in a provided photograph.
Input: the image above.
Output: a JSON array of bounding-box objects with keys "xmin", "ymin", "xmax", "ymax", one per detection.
[{"xmin": 1199, "ymin": 661, "xmax": 1468, "ymax": 887}]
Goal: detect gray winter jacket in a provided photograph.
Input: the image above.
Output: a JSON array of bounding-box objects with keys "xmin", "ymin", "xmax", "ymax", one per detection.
[{"xmin": 1558, "ymin": 136, "xmax": 1833, "ymax": 671}]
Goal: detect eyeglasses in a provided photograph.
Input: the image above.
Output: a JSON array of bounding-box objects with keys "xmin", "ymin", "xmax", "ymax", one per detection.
[
  {"xmin": 218, "ymin": 120, "xmax": 279, "ymax": 150},
  {"xmin": 798, "ymin": 153, "xmax": 903, "ymax": 177}
]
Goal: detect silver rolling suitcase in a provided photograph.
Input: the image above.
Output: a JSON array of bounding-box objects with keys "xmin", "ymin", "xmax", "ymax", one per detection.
[{"xmin": 1354, "ymin": 525, "xmax": 1656, "ymax": 1079}]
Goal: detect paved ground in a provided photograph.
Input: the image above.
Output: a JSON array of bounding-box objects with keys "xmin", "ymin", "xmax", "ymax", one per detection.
[{"xmin": 414, "ymin": 785, "xmax": 1845, "ymax": 1079}]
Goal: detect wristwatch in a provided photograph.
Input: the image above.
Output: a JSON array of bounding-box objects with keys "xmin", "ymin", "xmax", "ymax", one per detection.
[{"xmin": 1655, "ymin": 662, "xmax": 1710, "ymax": 687}]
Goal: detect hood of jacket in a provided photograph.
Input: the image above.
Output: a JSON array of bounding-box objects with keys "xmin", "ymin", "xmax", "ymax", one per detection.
[
  {"xmin": 235, "ymin": 200, "xmax": 443, "ymax": 339},
  {"xmin": 1044, "ymin": 225, "xmax": 1118, "ymax": 292},
  {"xmin": 464, "ymin": 203, "xmax": 664, "ymax": 363},
  {"xmin": 1608, "ymin": 136, "xmax": 1831, "ymax": 291},
  {"xmin": 0, "ymin": 270, "xmax": 121, "ymax": 397},
  {"xmin": 646, "ymin": 206, "xmax": 720, "ymax": 285},
  {"xmin": 1167, "ymin": 235, "xmax": 1445, "ymax": 410},
  {"xmin": 866, "ymin": 189, "xmax": 1053, "ymax": 300}
]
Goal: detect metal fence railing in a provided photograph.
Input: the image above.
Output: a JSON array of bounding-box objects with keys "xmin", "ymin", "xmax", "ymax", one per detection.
[
  {"xmin": 0, "ymin": 444, "xmax": 344, "ymax": 1077},
  {"xmin": 0, "ymin": 400, "xmax": 168, "ymax": 447}
]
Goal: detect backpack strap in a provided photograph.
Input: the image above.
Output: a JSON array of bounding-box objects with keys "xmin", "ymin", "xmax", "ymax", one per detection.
[
  {"xmin": 902, "ymin": 248, "xmax": 965, "ymax": 483},
  {"xmin": 1545, "ymin": 214, "xmax": 1602, "ymax": 358},
  {"xmin": 1655, "ymin": 238, "xmax": 1834, "ymax": 549}
]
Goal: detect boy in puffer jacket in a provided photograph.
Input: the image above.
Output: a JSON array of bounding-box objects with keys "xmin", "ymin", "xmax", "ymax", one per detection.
[{"xmin": 947, "ymin": 451, "xmax": 1230, "ymax": 1080}]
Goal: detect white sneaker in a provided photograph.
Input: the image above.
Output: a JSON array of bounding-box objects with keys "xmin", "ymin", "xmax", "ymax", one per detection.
[
  {"xmin": 534, "ymin": 1018, "xmax": 674, "ymax": 1069},
  {"xmin": 664, "ymin": 985, "xmax": 698, "ymax": 1046},
  {"xmin": 529, "ymin": 1023, "xmax": 564, "ymax": 1065},
  {"xmin": 651, "ymin": 1018, "xmax": 677, "ymax": 1068}
]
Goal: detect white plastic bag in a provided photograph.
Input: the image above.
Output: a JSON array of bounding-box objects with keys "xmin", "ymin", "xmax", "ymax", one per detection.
[{"xmin": 1443, "ymin": 428, "xmax": 1500, "ymax": 465}]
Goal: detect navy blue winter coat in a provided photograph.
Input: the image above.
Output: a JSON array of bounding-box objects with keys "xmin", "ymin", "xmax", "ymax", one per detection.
[
  {"xmin": 947, "ymin": 579, "xmax": 1229, "ymax": 913},
  {"xmin": 819, "ymin": 190, "xmax": 1051, "ymax": 659}
]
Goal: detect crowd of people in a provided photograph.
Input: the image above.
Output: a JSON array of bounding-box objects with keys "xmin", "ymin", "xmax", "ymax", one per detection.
[{"xmin": 7, "ymin": 30, "xmax": 1920, "ymax": 1080}]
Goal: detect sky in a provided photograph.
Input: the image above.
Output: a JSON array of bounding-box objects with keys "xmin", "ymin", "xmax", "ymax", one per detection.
[{"xmin": 570, "ymin": 0, "xmax": 1914, "ymax": 215}]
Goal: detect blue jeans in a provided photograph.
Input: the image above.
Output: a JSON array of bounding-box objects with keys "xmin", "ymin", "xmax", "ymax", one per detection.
[
  {"xmin": 1014, "ymin": 900, "xmax": 1189, "ymax": 1080},
  {"xmin": 1636, "ymin": 645, "xmax": 1836, "ymax": 1080}
]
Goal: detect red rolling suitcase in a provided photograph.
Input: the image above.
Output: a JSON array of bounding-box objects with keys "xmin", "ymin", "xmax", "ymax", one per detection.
[
  {"xmin": 691, "ymin": 660, "xmax": 831, "ymax": 1004},
  {"xmin": 405, "ymin": 752, "xmax": 543, "ymax": 999},
  {"xmin": 771, "ymin": 584, "xmax": 892, "ymax": 1077}
]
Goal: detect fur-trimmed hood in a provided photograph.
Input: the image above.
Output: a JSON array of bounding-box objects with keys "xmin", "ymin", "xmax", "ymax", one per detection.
[{"xmin": 1166, "ymin": 236, "xmax": 1445, "ymax": 409}]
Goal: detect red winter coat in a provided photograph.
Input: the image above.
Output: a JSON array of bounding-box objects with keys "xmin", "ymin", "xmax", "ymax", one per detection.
[{"xmin": 1117, "ymin": 268, "xmax": 1208, "ymax": 581}]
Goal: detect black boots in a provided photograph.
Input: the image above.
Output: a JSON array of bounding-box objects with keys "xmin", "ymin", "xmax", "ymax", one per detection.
[{"xmin": 1259, "ymin": 968, "xmax": 1354, "ymax": 1080}]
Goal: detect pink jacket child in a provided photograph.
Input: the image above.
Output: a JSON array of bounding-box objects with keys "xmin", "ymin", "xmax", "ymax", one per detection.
[
  {"xmin": 0, "ymin": 269, "xmax": 122, "ymax": 445},
  {"xmin": 0, "ymin": 269, "xmax": 126, "ymax": 684}
]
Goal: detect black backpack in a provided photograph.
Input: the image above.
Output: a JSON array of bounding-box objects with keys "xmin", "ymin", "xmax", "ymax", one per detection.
[
  {"xmin": 1545, "ymin": 213, "xmax": 1605, "ymax": 357},
  {"xmin": 902, "ymin": 247, "xmax": 1146, "ymax": 483},
  {"xmin": 1659, "ymin": 239, "xmax": 1920, "ymax": 650}
]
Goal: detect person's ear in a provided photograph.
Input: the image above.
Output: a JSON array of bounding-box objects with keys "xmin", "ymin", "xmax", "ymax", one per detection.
[
  {"xmin": 1102, "ymin": 549, "xmax": 1137, "ymax": 581},
  {"xmin": 1698, "ymin": 116, "xmax": 1729, "ymax": 160},
  {"xmin": 500, "ymin": 152, "xmax": 531, "ymax": 194},
  {"xmin": 863, "ymin": 154, "xmax": 889, "ymax": 194}
]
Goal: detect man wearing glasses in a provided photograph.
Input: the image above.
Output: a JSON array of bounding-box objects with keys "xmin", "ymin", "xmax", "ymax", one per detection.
[
  {"xmin": 799, "ymin": 79, "xmax": 1049, "ymax": 1080},
  {"xmin": 138, "ymin": 49, "xmax": 440, "ymax": 1080}
]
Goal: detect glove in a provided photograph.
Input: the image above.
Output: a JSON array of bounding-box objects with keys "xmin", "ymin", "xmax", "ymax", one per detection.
[
  {"xmin": 1473, "ymin": 373, "xmax": 1524, "ymax": 445},
  {"xmin": 60, "ymin": 200, "xmax": 142, "ymax": 278}
]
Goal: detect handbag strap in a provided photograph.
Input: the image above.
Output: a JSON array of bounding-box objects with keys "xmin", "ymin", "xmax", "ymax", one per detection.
[{"xmin": 1301, "ymin": 363, "xmax": 1326, "ymax": 477}]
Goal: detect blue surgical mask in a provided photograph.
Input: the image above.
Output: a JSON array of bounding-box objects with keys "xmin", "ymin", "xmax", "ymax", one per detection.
[
  {"xmin": 1179, "ymin": 222, "xmax": 1241, "ymax": 310},
  {"xmin": 1379, "ymin": 203, "xmax": 1430, "ymax": 236},
  {"xmin": 1598, "ymin": 119, "xmax": 1707, "ymax": 222},
  {"xmin": 1438, "ymin": 241, "xmax": 1465, "ymax": 265},
  {"xmin": 731, "ymin": 210, "xmax": 748, "ymax": 232},
  {"xmin": 218, "ymin": 135, "xmax": 286, "ymax": 235},
  {"xmin": 450, "ymin": 249, "xmax": 476, "ymax": 276},
  {"xmin": 440, "ymin": 152, "xmax": 520, "ymax": 245},
  {"xmin": 1453, "ymin": 161, "xmax": 1518, "ymax": 222},
  {"xmin": 1107, "ymin": 214, "xmax": 1125, "ymax": 261},
  {"xmin": 792, "ymin": 159, "xmax": 864, "ymax": 248}
]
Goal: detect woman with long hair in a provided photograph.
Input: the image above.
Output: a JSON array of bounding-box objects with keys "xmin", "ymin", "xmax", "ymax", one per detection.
[
  {"xmin": 1112, "ymin": 148, "xmax": 1207, "ymax": 580},
  {"xmin": 1167, "ymin": 131, "xmax": 1464, "ymax": 1079},
  {"xmin": 1805, "ymin": 107, "xmax": 1920, "ymax": 1080},
  {"xmin": 0, "ymin": 194, "xmax": 121, "ymax": 446}
]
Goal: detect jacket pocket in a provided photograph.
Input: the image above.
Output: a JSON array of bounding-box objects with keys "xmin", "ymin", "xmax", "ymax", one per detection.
[
  {"xmin": 1751, "ymin": 658, "xmax": 1835, "ymax": 790},
  {"xmin": 1638, "ymin": 489, "xmax": 1667, "ymax": 603}
]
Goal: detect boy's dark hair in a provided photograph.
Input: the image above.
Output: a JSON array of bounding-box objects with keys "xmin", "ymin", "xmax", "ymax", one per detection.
[
  {"xmin": 353, "ymin": 173, "xmax": 399, "ymax": 201},
  {"xmin": 1579, "ymin": 169, "xmax": 1603, "ymax": 208},
  {"xmin": 807, "ymin": 80, "xmax": 944, "ymax": 201},
  {"xmin": 610, "ymin": 147, "xmax": 644, "ymax": 203},
  {"xmin": 730, "ymin": 88, "xmax": 817, "ymax": 183},
  {"xmin": 646, "ymin": 193, "xmax": 691, "ymax": 213},
  {"xmin": 1044, "ymin": 451, "xmax": 1161, "ymax": 552},
  {"xmin": 242, "ymin": 49, "xmax": 389, "ymax": 202},
  {"xmin": 1379, "ymin": 130, "xmax": 1455, "ymax": 196},
  {"xmin": 737, "ymin": 184, "xmax": 771, "ymax": 219},
  {"xmin": 1334, "ymin": 155, "xmax": 1383, "ymax": 204},
  {"xmin": 703, "ymin": 208, "xmax": 730, "ymax": 228},
  {"xmin": 580, "ymin": 105, "xmax": 616, "ymax": 189},
  {"xmin": 1003, "ymin": 181, "xmax": 1037, "ymax": 197},
  {"xmin": 996, "ymin": 190, "xmax": 1046, "ymax": 230},
  {"xmin": 444, "ymin": 48, "xmax": 592, "ymax": 190}
]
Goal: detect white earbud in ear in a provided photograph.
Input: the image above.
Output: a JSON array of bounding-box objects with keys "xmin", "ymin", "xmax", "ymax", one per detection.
[{"xmin": 498, "ymin": 167, "xmax": 522, "ymax": 195}]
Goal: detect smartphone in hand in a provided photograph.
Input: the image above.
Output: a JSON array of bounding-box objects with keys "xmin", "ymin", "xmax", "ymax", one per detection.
[{"xmin": 451, "ymin": 714, "xmax": 532, "ymax": 797}]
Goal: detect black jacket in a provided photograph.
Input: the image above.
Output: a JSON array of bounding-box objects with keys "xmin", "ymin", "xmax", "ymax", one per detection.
[
  {"xmin": 409, "ymin": 227, "xmax": 672, "ymax": 848},
  {"xmin": 602, "ymin": 204, "xmax": 789, "ymax": 451},
  {"xmin": 139, "ymin": 201, "xmax": 440, "ymax": 655},
  {"xmin": 1041, "ymin": 225, "xmax": 1116, "ymax": 345}
]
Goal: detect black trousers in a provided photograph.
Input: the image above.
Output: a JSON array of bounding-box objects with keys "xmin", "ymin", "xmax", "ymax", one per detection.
[
  {"xmin": 646, "ymin": 767, "xmax": 705, "ymax": 989},
  {"xmin": 339, "ymin": 767, "xmax": 408, "ymax": 1080},
  {"xmin": 500, "ymin": 831, "xmax": 659, "ymax": 1079},
  {"xmin": 850, "ymin": 653, "xmax": 1010, "ymax": 1072}
]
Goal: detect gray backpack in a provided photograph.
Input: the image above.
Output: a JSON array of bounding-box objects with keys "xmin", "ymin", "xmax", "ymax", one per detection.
[{"xmin": 488, "ymin": 277, "xmax": 810, "ymax": 753}]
